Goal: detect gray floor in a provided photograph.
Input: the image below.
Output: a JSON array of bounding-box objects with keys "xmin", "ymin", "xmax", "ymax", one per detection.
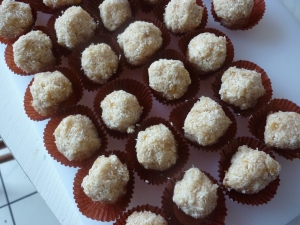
[{"xmin": 0, "ymin": 146, "xmax": 60, "ymax": 225}]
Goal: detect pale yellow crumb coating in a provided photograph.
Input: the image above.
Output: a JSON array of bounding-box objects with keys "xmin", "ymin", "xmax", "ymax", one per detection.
[
  {"xmin": 54, "ymin": 115, "xmax": 101, "ymax": 161},
  {"xmin": 30, "ymin": 71, "xmax": 73, "ymax": 116},
  {"xmin": 81, "ymin": 155, "xmax": 129, "ymax": 203},
  {"xmin": 223, "ymin": 145, "xmax": 281, "ymax": 194}
]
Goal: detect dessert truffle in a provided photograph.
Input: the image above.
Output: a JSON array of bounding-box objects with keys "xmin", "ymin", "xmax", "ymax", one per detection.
[
  {"xmin": 81, "ymin": 43, "xmax": 119, "ymax": 84},
  {"xmin": 43, "ymin": 0, "xmax": 82, "ymax": 8},
  {"xmin": 135, "ymin": 123, "xmax": 178, "ymax": 171},
  {"xmin": 219, "ymin": 66, "xmax": 265, "ymax": 110},
  {"xmin": 164, "ymin": 0, "xmax": 204, "ymax": 34},
  {"xmin": 54, "ymin": 114, "xmax": 101, "ymax": 161},
  {"xmin": 99, "ymin": 0, "xmax": 132, "ymax": 31},
  {"xmin": 183, "ymin": 96, "xmax": 231, "ymax": 146},
  {"xmin": 187, "ymin": 32, "xmax": 226, "ymax": 73},
  {"xmin": 213, "ymin": 0, "xmax": 254, "ymax": 28},
  {"xmin": 117, "ymin": 21, "xmax": 163, "ymax": 66},
  {"xmin": 173, "ymin": 168, "xmax": 218, "ymax": 219},
  {"xmin": 148, "ymin": 59, "xmax": 191, "ymax": 100},
  {"xmin": 30, "ymin": 70, "xmax": 73, "ymax": 116},
  {"xmin": 0, "ymin": 0, "xmax": 33, "ymax": 40},
  {"xmin": 54, "ymin": 6, "xmax": 97, "ymax": 49},
  {"xmin": 264, "ymin": 111, "xmax": 300, "ymax": 149},
  {"xmin": 223, "ymin": 145, "xmax": 281, "ymax": 194},
  {"xmin": 81, "ymin": 154, "xmax": 129, "ymax": 203},
  {"xmin": 126, "ymin": 211, "xmax": 167, "ymax": 225},
  {"xmin": 100, "ymin": 90, "xmax": 143, "ymax": 133},
  {"xmin": 13, "ymin": 30, "xmax": 55, "ymax": 73}
]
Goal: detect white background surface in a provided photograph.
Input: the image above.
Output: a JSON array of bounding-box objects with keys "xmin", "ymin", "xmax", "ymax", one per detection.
[{"xmin": 1, "ymin": 1, "xmax": 300, "ymax": 224}]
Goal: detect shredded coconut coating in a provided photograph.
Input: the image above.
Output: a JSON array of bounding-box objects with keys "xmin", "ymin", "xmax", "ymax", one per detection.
[
  {"xmin": 219, "ymin": 66, "xmax": 265, "ymax": 110},
  {"xmin": 99, "ymin": 0, "xmax": 132, "ymax": 31},
  {"xmin": 264, "ymin": 111, "xmax": 300, "ymax": 149},
  {"xmin": 135, "ymin": 123, "xmax": 178, "ymax": 171},
  {"xmin": 54, "ymin": 6, "xmax": 96, "ymax": 49},
  {"xmin": 43, "ymin": 0, "xmax": 82, "ymax": 8},
  {"xmin": 81, "ymin": 155, "xmax": 129, "ymax": 203},
  {"xmin": 213, "ymin": 0, "xmax": 254, "ymax": 27},
  {"xmin": 183, "ymin": 96, "xmax": 231, "ymax": 146},
  {"xmin": 81, "ymin": 43, "xmax": 119, "ymax": 84},
  {"xmin": 13, "ymin": 30, "xmax": 55, "ymax": 73},
  {"xmin": 223, "ymin": 145, "xmax": 281, "ymax": 194},
  {"xmin": 187, "ymin": 32, "xmax": 227, "ymax": 73},
  {"xmin": 164, "ymin": 0, "xmax": 204, "ymax": 34},
  {"xmin": 0, "ymin": 0, "xmax": 33, "ymax": 39},
  {"xmin": 173, "ymin": 168, "xmax": 218, "ymax": 219},
  {"xmin": 126, "ymin": 211, "xmax": 167, "ymax": 225},
  {"xmin": 100, "ymin": 90, "xmax": 143, "ymax": 133},
  {"xmin": 54, "ymin": 115, "xmax": 101, "ymax": 161},
  {"xmin": 148, "ymin": 59, "xmax": 191, "ymax": 100},
  {"xmin": 30, "ymin": 71, "xmax": 73, "ymax": 116},
  {"xmin": 117, "ymin": 21, "xmax": 163, "ymax": 66}
]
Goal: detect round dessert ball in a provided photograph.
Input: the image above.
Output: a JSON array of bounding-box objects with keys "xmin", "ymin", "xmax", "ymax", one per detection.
[
  {"xmin": 219, "ymin": 66, "xmax": 265, "ymax": 110},
  {"xmin": 173, "ymin": 168, "xmax": 218, "ymax": 219},
  {"xmin": 187, "ymin": 32, "xmax": 227, "ymax": 73},
  {"xmin": 81, "ymin": 43, "xmax": 119, "ymax": 84},
  {"xmin": 54, "ymin": 114, "xmax": 101, "ymax": 161},
  {"xmin": 99, "ymin": 0, "xmax": 132, "ymax": 31},
  {"xmin": 148, "ymin": 59, "xmax": 191, "ymax": 100},
  {"xmin": 30, "ymin": 70, "xmax": 73, "ymax": 117},
  {"xmin": 164, "ymin": 0, "xmax": 204, "ymax": 34},
  {"xmin": 183, "ymin": 96, "xmax": 231, "ymax": 146},
  {"xmin": 100, "ymin": 90, "xmax": 143, "ymax": 133},
  {"xmin": 135, "ymin": 123, "xmax": 178, "ymax": 171},
  {"xmin": 126, "ymin": 211, "xmax": 167, "ymax": 225},
  {"xmin": 223, "ymin": 145, "xmax": 281, "ymax": 194},
  {"xmin": 213, "ymin": 0, "xmax": 254, "ymax": 28},
  {"xmin": 0, "ymin": 0, "xmax": 33, "ymax": 40},
  {"xmin": 13, "ymin": 30, "xmax": 55, "ymax": 73},
  {"xmin": 54, "ymin": 6, "xmax": 97, "ymax": 49},
  {"xmin": 81, "ymin": 154, "xmax": 130, "ymax": 203},
  {"xmin": 117, "ymin": 21, "xmax": 163, "ymax": 66},
  {"xmin": 43, "ymin": 0, "xmax": 82, "ymax": 9},
  {"xmin": 264, "ymin": 111, "xmax": 300, "ymax": 149}
]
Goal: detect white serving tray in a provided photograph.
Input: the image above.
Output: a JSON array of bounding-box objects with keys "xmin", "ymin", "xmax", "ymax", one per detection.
[{"xmin": 1, "ymin": 1, "xmax": 300, "ymax": 224}]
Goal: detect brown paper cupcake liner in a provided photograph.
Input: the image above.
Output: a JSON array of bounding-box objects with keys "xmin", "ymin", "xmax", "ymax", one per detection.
[
  {"xmin": 30, "ymin": 0, "xmax": 87, "ymax": 14},
  {"xmin": 46, "ymin": 4, "xmax": 100, "ymax": 56},
  {"xmin": 68, "ymin": 33, "xmax": 124, "ymax": 91},
  {"xmin": 152, "ymin": 0, "xmax": 208, "ymax": 36},
  {"xmin": 43, "ymin": 105, "xmax": 108, "ymax": 167},
  {"xmin": 139, "ymin": 0, "xmax": 157, "ymax": 13},
  {"xmin": 169, "ymin": 97, "xmax": 237, "ymax": 152},
  {"xmin": 0, "ymin": 0, "xmax": 37, "ymax": 45},
  {"xmin": 87, "ymin": 0, "xmax": 140, "ymax": 36},
  {"xmin": 4, "ymin": 26, "xmax": 61, "ymax": 76},
  {"xmin": 211, "ymin": 60, "xmax": 273, "ymax": 117},
  {"xmin": 23, "ymin": 66, "xmax": 84, "ymax": 121},
  {"xmin": 178, "ymin": 28, "xmax": 235, "ymax": 80},
  {"xmin": 248, "ymin": 98, "xmax": 300, "ymax": 160},
  {"xmin": 93, "ymin": 78, "xmax": 153, "ymax": 140},
  {"xmin": 73, "ymin": 150, "xmax": 135, "ymax": 221},
  {"xmin": 119, "ymin": 18, "xmax": 171, "ymax": 70},
  {"xmin": 218, "ymin": 136, "xmax": 280, "ymax": 205},
  {"xmin": 125, "ymin": 117, "xmax": 190, "ymax": 185},
  {"xmin": 142, "ymin": 49, "xmax": 200, "ymax": 106},
  {"xmin": 211, "ymin": 0, "xmax": 266, "ymax": 31},
  {"xmin": 161, "ymin": 171, "xmax": 227, "ymax": 225},
  {"xmin": 113, "ymin": 204, "xmax": 166, "ymax": 225}
]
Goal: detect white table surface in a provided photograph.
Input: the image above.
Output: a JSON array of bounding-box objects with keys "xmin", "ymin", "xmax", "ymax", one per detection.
[{"xmin": 1, "ymin": 1, "xmax": 300, "ymax": 224}]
